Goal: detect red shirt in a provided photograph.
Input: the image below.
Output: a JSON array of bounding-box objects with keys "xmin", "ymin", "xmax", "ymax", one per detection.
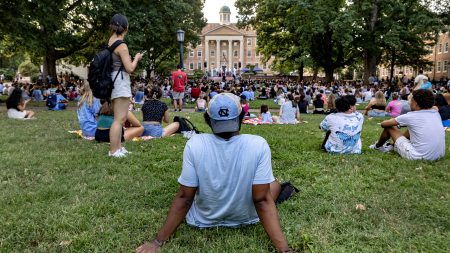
[
  {"xmin": 172, "ymin": 70, "xmax": 187, "ymax": 92},
  {"xmin": 191, "ymin": 87, "xmax": 200, "ymax": 98}
]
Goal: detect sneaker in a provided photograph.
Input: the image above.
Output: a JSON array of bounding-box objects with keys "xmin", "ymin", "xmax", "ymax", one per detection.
[
  {"xmin": 120, "ymin": 147, "xmax": 131, "ymax": 154},
  {"xmin": 108, "ymin": 149, "xmax": 126, "ymax": 158},
  {"xmin": 369, "ymin": 142, "xmax": 393, "ymax": 153}
]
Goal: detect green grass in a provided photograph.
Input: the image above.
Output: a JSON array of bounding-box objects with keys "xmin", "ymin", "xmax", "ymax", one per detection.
[{"xmin": 0, "ymin": 106, "xmax": 449, "ymax": 252}]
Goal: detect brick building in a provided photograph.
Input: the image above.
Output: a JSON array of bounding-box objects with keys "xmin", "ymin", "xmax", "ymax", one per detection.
[
  {"xmin": 425, "ymin": 33, "xmax": 450, "ymax": 81},
  {"xmin": 184, "ymin": 5, "xmax": 273, "ymax": 77}
]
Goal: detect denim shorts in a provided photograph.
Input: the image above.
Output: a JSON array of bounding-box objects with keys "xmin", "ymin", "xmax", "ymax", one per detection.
[
  {"xmin": 368, "ymin": 110, "xmax": 386, "ymax": 117},
  {"xmin": 143, "ymin": 124, "xmax": 164, "ymax": 137}
]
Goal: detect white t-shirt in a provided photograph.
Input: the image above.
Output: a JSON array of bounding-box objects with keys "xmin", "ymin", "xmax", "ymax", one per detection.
[
  {"xmin": 320, "ymin": 112, "xmax": 364, "ymax": 154},
  {"xmin": 414, "ymin": 74, "xmax": 426, "ymax": 85},
  {"xmin": 395, "ymin": 110, "xmax": 446, "ymax": 160},
  {"xmin": 178, "ymin": 134, "xmax": 275, "ymax": 228}
]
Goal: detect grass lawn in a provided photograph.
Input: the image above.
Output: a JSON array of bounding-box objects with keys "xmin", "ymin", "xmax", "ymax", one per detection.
[{"xmin": 0, "ymin": 105, "xmax": 449, "ymax": 252}]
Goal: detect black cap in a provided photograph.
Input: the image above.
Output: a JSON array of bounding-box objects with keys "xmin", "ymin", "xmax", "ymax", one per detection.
[{"xmin": 111, "ymin": 14, "xmax": 129, "ymax": 29}]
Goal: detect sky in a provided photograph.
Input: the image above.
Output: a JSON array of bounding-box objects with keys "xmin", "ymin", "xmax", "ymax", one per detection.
[{"xmin": 203, "ymin": 0, "xmax": 238, "ymax": 24}]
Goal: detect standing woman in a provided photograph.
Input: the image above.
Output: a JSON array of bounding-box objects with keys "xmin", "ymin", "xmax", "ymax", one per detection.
[{"xmin": 108, "ymin": 14, "xmax": 142, "ymax": 157}]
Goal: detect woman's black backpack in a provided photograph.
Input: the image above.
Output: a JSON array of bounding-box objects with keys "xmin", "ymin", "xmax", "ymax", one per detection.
[
  {"xmin": 173, "ymin": 116, "xmax": 200, "ymax": 134},
  {"xmin": 88, "ymin": 40, "xmax": 124, "ymax": 99}
]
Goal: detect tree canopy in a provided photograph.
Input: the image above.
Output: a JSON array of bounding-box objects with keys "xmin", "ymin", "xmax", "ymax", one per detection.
[{"xmin": 0, "ymin": 0, "xmax": 206, "ymax": 82}]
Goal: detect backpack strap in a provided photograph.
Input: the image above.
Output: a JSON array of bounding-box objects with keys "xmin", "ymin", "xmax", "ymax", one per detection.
[{"xmin": 108, "ymin": 40, "xmax": 124, "ymax": 52}]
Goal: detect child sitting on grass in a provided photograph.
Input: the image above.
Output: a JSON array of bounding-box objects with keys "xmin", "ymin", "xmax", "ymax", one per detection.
[
  {"xmin": 320, "ymin": 95, "xmax": 364, "ymax": 154},
  {"xmin": 259, "ymin": 104, "xmax": 273, "ymax": 124}
]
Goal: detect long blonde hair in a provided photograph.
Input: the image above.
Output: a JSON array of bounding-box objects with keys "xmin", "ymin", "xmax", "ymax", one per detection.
[
  {"xmin": 372, "ymin": 91, "xmax": 386, "ymax": 106},
  {"xmin": 78, "ymin": 82, "xmax": 94, "ymax": 108}
]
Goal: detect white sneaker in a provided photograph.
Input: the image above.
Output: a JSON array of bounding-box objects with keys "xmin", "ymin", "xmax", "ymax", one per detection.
[
  {"xmin": 369, "ymin": 142, "xmax": 393, "ymax": 153},
  {"xmin": 108, "ymin": 149, "xmax": 126, "ymax": 158},
  {"xmin": 120, "ymin": 147, "xmax": 131, "ymax": 154}
]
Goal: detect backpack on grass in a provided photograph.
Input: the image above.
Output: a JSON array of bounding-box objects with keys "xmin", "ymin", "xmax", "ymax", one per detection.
[
  {"xmin": 173, "ymin": 116, "xmax": 201, "ymax": 134},
  {"xmin": 88, "ymin": 40, "xmax": 124, "ymax": 99},
  {"xmin": 46, "ymin": 94, "xmax": 57, "ymax": 109}
]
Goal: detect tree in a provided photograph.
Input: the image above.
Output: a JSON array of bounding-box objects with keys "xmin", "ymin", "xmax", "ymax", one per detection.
[{"xmin": 236, "ymin": 0, "xmax": 356, "ymax": 82}]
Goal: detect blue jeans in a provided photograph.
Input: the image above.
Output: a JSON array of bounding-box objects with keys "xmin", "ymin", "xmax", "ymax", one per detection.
[
  {"xmin": 368, "ymin": 110, "xmax": 385, "ymax": 117},
  {"xmin": 143, "ymin": 124, "xmax": 164, "ymax": 137}
]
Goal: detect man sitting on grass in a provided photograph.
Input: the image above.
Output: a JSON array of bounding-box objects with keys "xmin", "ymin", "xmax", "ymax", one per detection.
[
  {"xmin": 320, "ymin": 95, "xmax": 364, "ymax": 154},
  {"xmin": 136, "ymin": 93, "xmax": 297, "ymax": 253},
  {"xmin": 369, "ymin": 89, "xmax": 445, "ymax": 161}
]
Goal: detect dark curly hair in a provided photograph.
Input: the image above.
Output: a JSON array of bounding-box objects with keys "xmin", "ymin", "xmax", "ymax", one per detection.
[
  {"xmin": 6, "ymin": 88, "xmax": 23, "ymax": 110},
  {"xmin": 335, "ymin": 97, "xmax": 351, "ymax": 112},
  {"xmin": 435, "ymin": 94, "xmax": 448, "ymax": 107},
  {"xmin": 148, "ymin": 86, "xmax": 162, "ymax": 99},
  {"xmin": 412, "ymin": 89, "xmax": 435, "ymax": 109}
]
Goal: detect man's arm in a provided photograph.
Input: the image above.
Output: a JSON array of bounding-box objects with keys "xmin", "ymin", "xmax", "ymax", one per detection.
[
  {"xmin": 252, "ymin": 184, "xmax": 290, "ymax": 253},
  {"xmin": 380, "ymin": 118, "xmax": 398, "ymax": 128},
  {"xmin": 136, "ymin": 185, "xmax": 197, "ymax": 253}
]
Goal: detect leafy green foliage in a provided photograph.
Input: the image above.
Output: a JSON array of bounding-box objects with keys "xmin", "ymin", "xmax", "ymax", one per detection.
[{"xmin": 18, "ymin": 61, "xmax": 39, "ymax": 77}]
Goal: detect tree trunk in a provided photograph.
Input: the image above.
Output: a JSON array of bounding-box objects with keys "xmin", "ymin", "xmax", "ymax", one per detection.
[
  {"xmin": 325, "ymin": 67, "xmax": 334, "ymax": 83},
  {"xmin": 389, "ymin": 50, "xmax": 396, "ymax": 85},
  {"xmin": 298, "ymin": 61, "xmax": 304, "ymax": 81},
  {"xmin": 43, "ymin": 49, "xmax": 57, "ymax": 85},
  {"xmin": 363, "ymin": 0, "xmax": 379, "ymax": 85},
  {"xmin": 312, "ymin": 67, "xmax": 319, "ymax": 81}
]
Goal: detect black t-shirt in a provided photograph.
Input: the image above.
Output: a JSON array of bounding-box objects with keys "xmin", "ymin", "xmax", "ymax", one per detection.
[
  {"xmin": 439, "ymin": 105, "xmax": 450, "ymax": 121},
  {"xmin": 298, "ymin": 100, "xmax": 308, "ymax": 113},
  {"xmin": 142, "ymin": 99, "xmax": 168, "ymax": 122},
  {"xmin": 313, "ymin": 99, "xmax": 324, "ymax": 109}
]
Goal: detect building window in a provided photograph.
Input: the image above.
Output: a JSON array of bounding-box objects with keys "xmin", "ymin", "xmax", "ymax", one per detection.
[
  {"xmin": 197, "ymin": 50, "xmax": 202, "ymax": 57},
  {"xmin": 444, "ymin": 61, "xmax": 448, "ymax": 71},
  {"xmin": 437, "ymin": 61, "xmax": 441, "ymax": 72},
  {"xmin": 211, "ymin": 50, "xmax": 215, "ymax": 57},
  {"xmin": 189, "ymin": 51, "xmax": 194, "ymax": 57},
  {"xmin": 247, "ymin": 38, "xmax": 252, "ymax": 46},
  {"xmin": 234, "ymin": 63, "xmax": 238, "ymax": 69},
  {"xmin": 445, "ymin": 42, "xmax": 449, "ymax": 53},
  {"xmin": 438, "ymin": 43, "xmax": 442, "ymax": 53},
  {"xmin": 234, "ymin": 50, "xmax": 238, "ymax": 57},
  {"xmin": 247, "ymin": 50, "xmax": 251, "ymax": 57},
  {"xmin": 234, "ymin": 42, "xmax": 238, "ymax": 46},
  {"xmin": 197, "ymin": 62, "xmax": 202, "ymax": 70},
  {"xmin": 189, "ymin": 63, "xmax": 194, "ymax": 70}
]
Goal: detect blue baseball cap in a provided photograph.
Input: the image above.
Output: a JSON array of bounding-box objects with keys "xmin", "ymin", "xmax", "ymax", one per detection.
[{"xmin": 207, "ymin": 93, "xmax": 242, "ymax": 133}]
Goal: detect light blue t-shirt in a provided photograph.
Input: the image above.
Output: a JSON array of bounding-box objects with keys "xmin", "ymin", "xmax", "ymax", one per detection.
[
  {"xmin": 178, "ymin": 134, "xmax": 275, "ymax": 228},
  {"xmin": 320, "ymin": 112, "xmax": 364, "ymax": 154},
  {"xmin": 77, "ymin": 98, "xmax": 101, "ymax": 137}
]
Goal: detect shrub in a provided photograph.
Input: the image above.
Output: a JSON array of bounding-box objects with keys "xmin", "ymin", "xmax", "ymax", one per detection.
[{"xmin": 18, "ymin": 61, "xmax": 39, "ymax": 77}]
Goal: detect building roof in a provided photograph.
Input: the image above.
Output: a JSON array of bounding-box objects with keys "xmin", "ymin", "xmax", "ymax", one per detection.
[
  {"xmin": 220, "ymin": 5, "xmax": 231, "ymax": 13},
  {"xmin": 201, "ymin": 23, "xmax": 256, "ymax": 36}
]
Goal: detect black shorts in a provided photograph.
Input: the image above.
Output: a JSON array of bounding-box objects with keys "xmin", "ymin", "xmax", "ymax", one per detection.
[{"xmin": 95, "ymin": 128, "xmax": 125, "ymax": 143}]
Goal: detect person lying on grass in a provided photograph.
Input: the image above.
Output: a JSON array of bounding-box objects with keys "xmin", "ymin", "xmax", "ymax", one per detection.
[
  {"xmin": 136, "ymin": 93, "xmax": 297, "ymax": 253},
  {"xmin": 369, "ymin": 89, "xmax": 445, "ymax": 161},
  {"xmin": 320, "ymin": 95, "xmax": 364, "ymax": 154}
]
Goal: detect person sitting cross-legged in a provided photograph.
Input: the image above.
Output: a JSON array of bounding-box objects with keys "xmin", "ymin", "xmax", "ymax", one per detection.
[
  {"xmin": 320, "ymin": 95, "xmax": 364, "ymax": 154},
  {"xmin": 136, "ymin": 93, "xmax": 297, "ymax": 253},
  {"xmin": 369, "ymin": 89, "xmax": 446, "ymax": 161}
]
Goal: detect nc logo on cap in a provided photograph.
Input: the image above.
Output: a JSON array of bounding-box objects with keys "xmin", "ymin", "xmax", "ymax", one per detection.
[{"xmin": 218, "ymin": 107, "xmax": 229, "ymax": 117}]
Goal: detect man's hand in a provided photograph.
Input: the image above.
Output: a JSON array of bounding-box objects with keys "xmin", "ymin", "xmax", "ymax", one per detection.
[{"xmin": 136, "ymin": 242, "xmax": 159, "ymax": 253}]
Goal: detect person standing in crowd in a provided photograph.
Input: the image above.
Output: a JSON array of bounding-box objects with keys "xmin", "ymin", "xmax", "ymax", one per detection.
[
  {"xmin": 108, "ymin": 14, "xmax": 143, "ymax": 157},
  {"xmin": 136, "ymin": 93, "xmax": 296, "ymax": 253},
  {"xmin": 171, "ymin": 64, "xmax": 187, "ymax": 112}
]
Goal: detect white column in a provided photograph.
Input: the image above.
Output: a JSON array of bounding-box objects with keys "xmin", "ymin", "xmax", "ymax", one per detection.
[
  {"xmin": 228, "ymin": 40, "xmax": 233, "ymax": 70},
  {"xmin": 240, "ymin": 39, "xmax": 244, "ymax": 69},
  {"xmin": 205, "ymin": 39, "xmax": 209, "ymax": 70},
  {"xmin": 216, "ymin": 40, "xmax": 220, "ymax": 70}
]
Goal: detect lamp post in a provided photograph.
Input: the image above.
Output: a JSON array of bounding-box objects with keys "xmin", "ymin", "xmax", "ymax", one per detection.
[{"xmin": 176, "ymin": 29, "xmax": 185, "ymax": 69}]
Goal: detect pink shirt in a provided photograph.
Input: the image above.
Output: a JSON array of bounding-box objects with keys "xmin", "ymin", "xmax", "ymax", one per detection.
[
  {"xmin": 242, "ymin": 103, "xmax": 249, "ymax": 113},
  {"xmin": 386, "ymin": 100, "xmax": 402, "ymax": 117}
]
